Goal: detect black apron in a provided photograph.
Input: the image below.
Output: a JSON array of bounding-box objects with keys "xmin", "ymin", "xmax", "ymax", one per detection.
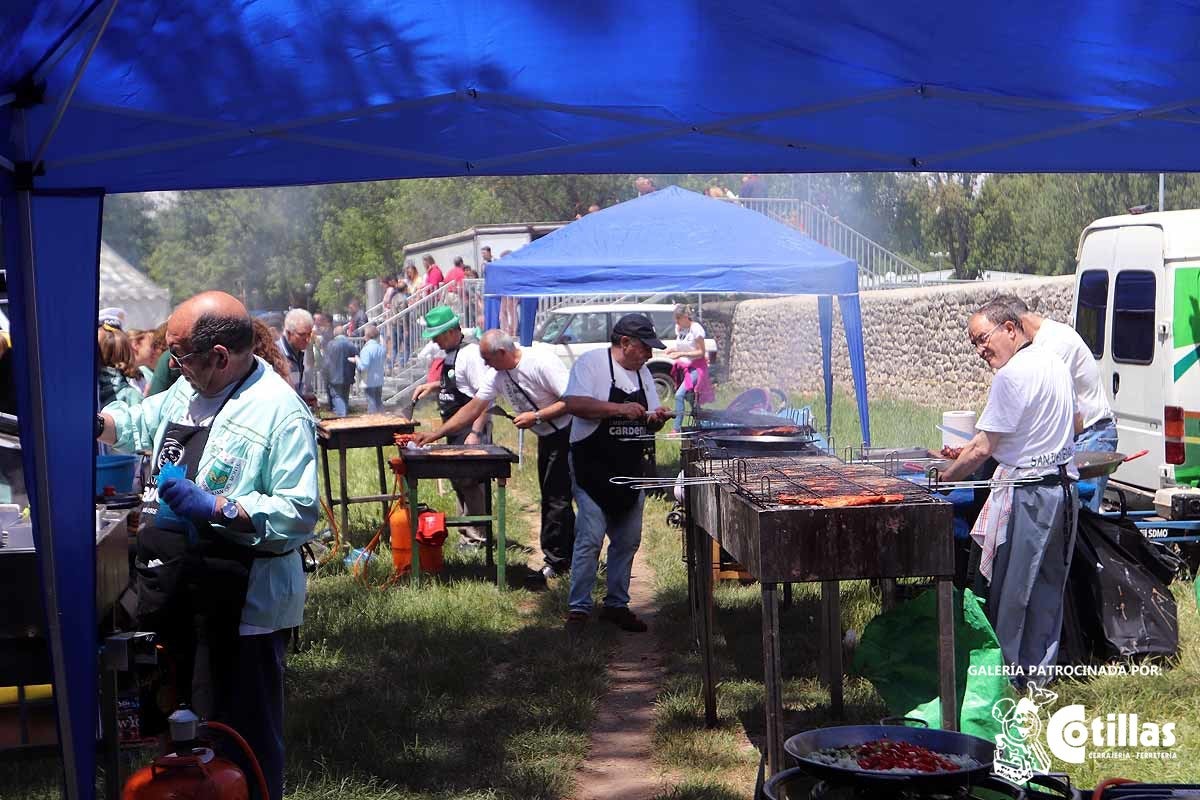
[
  {"xmin": 134, "ymin": 367, "xmax": 258, "ymax": 631},
  {"xmin": 570, "ymin": 353, "xmax": 652, "ymax": 512},
  {"xmin": 438, "ymin": 344, "xmax": 474, "ymax": 421}
]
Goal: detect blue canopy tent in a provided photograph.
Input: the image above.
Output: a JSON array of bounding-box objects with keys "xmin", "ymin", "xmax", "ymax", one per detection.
[
  {"xmin": 483, "ymin": 186, "xmax": 870, "ymax": 444},
  {"xmin": 7, "ymin": 1, "xmax": 1200, "ymax": 796}
]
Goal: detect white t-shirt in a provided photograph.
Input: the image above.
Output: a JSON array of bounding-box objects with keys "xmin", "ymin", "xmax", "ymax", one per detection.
[
  {"xmin": 476, "ymin": 346, "xmax": 571, "ymax": 437},
  {"xmin": 445, "ymin": 341, "xmax": 493, "ymax": 398},
  {"xmin": 675, "ymin": 321, "xmax": 707, "ymax": 366},
  {"xmin": 676, "ymin": 321, "xmax": 706, "ymax": 349},
  {"xmin": 1033, "ymin": 318, "xmax": 1112, "ymax": 429},
  {"xmin": 977, "ymin": 345, "xmax": 1077, "ymax": 474},
  {"xmin": 565, "ymin": 347, "xmax": 661, "ymax": 443}
]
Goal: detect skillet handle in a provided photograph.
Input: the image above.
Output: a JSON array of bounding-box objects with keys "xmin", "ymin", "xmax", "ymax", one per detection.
[
  {"xmin": 880, "ymin": 716, "xmax": 928, "ymax": 728},
  {"xmin": 1122, "ymin": 449, "xmax": 1150, "ymax": 463}
]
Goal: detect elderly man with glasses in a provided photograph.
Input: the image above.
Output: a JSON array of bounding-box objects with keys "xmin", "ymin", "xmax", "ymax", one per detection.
[
  {"xmin": 96, "ymin": 290, "xmax": 317, "ymax": 800},
  {"xmin": 938, "ymin": 299, "xmax": 1079, "ymax": 686}
]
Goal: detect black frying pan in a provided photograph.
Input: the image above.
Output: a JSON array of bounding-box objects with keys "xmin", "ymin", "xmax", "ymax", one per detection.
[
  {"xmin": 784, "ymin": 719, "xmax": 994, "ymax": 791},
  {"xmin": 1075, "ymin": 450, "xmax": 1148, "ymax": 480}
]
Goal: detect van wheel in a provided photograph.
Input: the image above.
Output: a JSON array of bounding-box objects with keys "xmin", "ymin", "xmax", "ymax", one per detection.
[{"xmin": 650, "ymin": 366, "xmax": 675, "ymax": 410}]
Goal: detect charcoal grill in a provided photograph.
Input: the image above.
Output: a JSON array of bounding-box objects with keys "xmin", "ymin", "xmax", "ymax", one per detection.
[{"xmin": 682, "ymin": 450, "xmax": 957, "ymax": 777}]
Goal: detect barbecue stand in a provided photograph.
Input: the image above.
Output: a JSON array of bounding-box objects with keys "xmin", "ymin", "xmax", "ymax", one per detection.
[
  {"xmin": 317, "ymin": 415, "xmax": 421, "ymax": 546},
  {"xmin": 681, "ymin": 451, "xmax": 957, "ymax": 777},
  {"xmin": 397, "ymin": 444, "xmax": 519, "ymax": 586}
]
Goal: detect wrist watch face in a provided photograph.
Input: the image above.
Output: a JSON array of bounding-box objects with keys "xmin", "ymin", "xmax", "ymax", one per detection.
[{"xmin": 221, "ymin": 499, "xmax": 239, "ymax": 519}]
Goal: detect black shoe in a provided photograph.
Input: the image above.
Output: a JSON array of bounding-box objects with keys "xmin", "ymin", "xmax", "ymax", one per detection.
[
  {"xmin": 524, "ymin": 570, "xmax": 549, "ymax": 590},
  {"xmin": 598, "ymin": 606, "xmax": 648, "ymax": 633},
  {"xmin": 564, "ymin": 610, "xmax": 589, "ymax": 635}
]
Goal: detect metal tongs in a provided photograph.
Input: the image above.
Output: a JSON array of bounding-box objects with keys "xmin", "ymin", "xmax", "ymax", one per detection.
[
  {"xmin": 923, "ymin": 466, "xmax": 1043, "ymax": 491},
  {"xmin": 608, "ymin": 474, "xmax": 721, "ymax": 491}
]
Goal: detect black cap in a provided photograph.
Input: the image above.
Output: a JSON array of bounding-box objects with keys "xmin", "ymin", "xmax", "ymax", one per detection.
[{"xmin": 612, "ymin": 313, "xmax": 665, "ymax": 349}]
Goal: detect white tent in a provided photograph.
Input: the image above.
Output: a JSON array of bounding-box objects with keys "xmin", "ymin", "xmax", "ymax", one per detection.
[{"xmin": 98, "ymin": 242, "xmax": 170, "ymax": 330}]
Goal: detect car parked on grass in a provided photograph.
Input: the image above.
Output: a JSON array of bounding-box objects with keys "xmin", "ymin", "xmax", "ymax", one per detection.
[{"xmin": 532, "ymin": 303, "xmax": 718, "ymax": 406}]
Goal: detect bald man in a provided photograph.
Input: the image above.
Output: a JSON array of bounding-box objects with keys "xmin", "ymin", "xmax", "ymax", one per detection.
[{"xmin": 97, "ymin": 291, "xmax": 317, "ymax": 800}]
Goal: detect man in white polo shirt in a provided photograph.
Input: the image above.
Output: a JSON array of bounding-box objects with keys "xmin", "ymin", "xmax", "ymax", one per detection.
[
  {"xmin": 992, "ymin": 294, "xmax": 1116, "ymax": 511},
  {"xmin": 414, "ymin": 329, "xmax": 575, "ymax": 583},
  {"xmin": 939, "ymin": 300, "xmax": 1079, "ymax": 683}
]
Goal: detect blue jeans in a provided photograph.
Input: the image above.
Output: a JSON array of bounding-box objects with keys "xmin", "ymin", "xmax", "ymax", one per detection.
[
  {"xmin": 1076, "ymin": 418, "xmax": 1118, "ymax": 511},
  {"xmin": 567, "ymin": 456, "xmax": 645, "ymax": 614},
  {"xmin": 673, "ymin": 368, "xmax": 699, "ymax": 432},
  {"xmin": 329, "ymin": 383, "xmax": 350, "ymax": 416},
  {"xmin": 365, "ymin": 385, "xmax": 383, "ymax": 413}
]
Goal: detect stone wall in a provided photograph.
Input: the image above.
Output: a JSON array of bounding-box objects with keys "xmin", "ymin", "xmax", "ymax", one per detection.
[{"xmin": 727, "ymin": 276, "xmax": 1076, "ymax": 408}]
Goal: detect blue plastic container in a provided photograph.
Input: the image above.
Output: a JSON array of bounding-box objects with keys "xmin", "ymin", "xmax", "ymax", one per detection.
[{"xmin": 95, "ymin": 454, "xmax": 139, "ymax": 494}]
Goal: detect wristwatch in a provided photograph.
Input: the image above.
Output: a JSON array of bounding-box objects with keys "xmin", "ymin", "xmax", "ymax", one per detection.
[
  {"xmin": 534, "ymin": 411, "xmax": 543, "ymax": 424},
  {"xmin": 217, "ymin": 497, "xmax": 239, "ymax": 521}
]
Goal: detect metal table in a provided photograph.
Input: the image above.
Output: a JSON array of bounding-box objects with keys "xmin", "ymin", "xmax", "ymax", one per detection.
[
  {"xmin": 683, "ymin": 451, "xmax": 957, "ymax": 776},
  {"xmin": 316, "ymin": 415, "xmax": 419, "ymax": 543},
  {"xmin": 398, "ymin": 444, "xmax": 519, "ymax": 586}
]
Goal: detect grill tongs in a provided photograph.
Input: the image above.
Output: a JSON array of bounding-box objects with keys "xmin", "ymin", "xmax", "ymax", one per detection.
[
  {"xmin": 923, "ymin": 465, "xmax": 1044, "ymax": 491},
  {"xmin": 608, "ymin": 474, "xmax": 721, "ymax": 491}
]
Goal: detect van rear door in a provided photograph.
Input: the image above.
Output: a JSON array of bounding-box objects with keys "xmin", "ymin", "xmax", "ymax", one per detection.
[{"xmin": 1096, "ymin": 225, "xmax": 1165, "ymax": 491}]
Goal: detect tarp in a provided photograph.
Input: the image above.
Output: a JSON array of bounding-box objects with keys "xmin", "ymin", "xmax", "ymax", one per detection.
[
  {"xmin": 485, "ymin": 186, "xmax": 870, "ymax": 441},
  {"xmin": 7, "ymin": 3, "xmax": 1200, "ymax": 797}
]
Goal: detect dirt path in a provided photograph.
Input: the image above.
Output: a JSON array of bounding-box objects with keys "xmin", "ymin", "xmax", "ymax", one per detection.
[{"xmin": 571, "ymin": 545, "xmax": 673, "ymax": 800}]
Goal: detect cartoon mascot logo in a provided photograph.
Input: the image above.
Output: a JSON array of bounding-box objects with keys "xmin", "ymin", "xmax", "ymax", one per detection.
[{"xmin": 991, "ymin": 683, "xmax": 1058, "ymax": 783}]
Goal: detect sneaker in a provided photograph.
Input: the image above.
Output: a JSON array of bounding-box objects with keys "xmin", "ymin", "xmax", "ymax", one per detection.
[
  {"xmin": 564, "ymin": 610, "xmax": 589, "ymax": 634},
  {"xmin": 598, "ymin": 606, "xmax": 648, "ymax": 633}
]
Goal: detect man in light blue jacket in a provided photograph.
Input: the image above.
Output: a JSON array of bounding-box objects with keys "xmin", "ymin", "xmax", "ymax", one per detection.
[{"xmin": 98, "ymin": 291, "xmax": 316, "ymax": 800}]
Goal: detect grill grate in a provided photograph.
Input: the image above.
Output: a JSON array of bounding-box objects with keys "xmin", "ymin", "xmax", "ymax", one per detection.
[{"xmin": 697, "ymin": 453, "xmax": 940, "ymax": 510}]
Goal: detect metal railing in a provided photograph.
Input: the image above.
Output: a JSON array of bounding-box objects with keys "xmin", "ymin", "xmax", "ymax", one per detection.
[{"xmin": 725, "ymin": 197, "xmax": 942, "ymax": 288}]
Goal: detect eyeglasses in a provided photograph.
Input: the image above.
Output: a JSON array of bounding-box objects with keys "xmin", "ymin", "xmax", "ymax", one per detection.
[
  {"xmin": 168, "ymin": 347, "xmax": 208, "ymax": 367},
  {"xmin": 970, "ymin": 322, "xmax": 1005, "ymax": 349}
]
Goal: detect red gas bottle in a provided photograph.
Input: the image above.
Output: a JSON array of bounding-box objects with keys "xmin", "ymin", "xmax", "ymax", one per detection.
[
  {"xmin": 123, "ymin": 708, "xmax": 249, "ymax": 800},
  {"xmin": 416, "ymin": 509, "xmax": 448, "ymax": 573}
]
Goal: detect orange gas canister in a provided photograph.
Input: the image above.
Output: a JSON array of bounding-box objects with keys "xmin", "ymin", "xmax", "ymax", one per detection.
[
  {"xmin": 122, "ymin": 749, "xmax": 249, "ymax": 800},
  {"xmin": 416, "ymin": 510, "xmax": 448, "ymax": 574},
  {"xmin": 389, "ymin": 498, "xmax": 413, "ymax": 575}
]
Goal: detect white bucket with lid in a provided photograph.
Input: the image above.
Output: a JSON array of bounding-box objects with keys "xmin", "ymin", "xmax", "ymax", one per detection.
[{"xmin": 941, "ymin": 411, "xmax": 977, "ymax": 448}]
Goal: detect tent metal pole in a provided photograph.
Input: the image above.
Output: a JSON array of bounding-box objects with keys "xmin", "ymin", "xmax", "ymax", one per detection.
[
  {"xmin": 705, "ymin": 127, "xmax": 905, "ymax": 166},
  {"xmin": 11, "ymin": 111, "xmax": 84, "ymax": 800},
  {"xmin": 32, "ymin": 0, "xmax": 119, "ymax": 168},
  {"xmin": 69, "ymin": 91, "xmax": 458, "ymax": 137},
  {"xmin": 922, "ymin": 95, "xmax": 1200, "ymax": 166},
  {"xmin": 49, "ymin": 114, "xmax": 463, "ymax": 173}
]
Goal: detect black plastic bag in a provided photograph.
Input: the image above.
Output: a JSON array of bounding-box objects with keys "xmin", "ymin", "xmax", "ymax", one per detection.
[{"xmin": 1060, "ymin": 509, "xmax": 1179, "ymax": 664}]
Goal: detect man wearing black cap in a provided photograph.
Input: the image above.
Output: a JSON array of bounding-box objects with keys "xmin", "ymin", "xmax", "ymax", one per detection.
[{"xmin": 563, "ymin": 313, "xmax": 673, "ymax": 633}]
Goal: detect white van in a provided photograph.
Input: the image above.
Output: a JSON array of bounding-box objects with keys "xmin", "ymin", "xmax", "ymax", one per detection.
[{"xmin": 1072, "ymin": 210, "xmax": 1200, "ymax": 500}]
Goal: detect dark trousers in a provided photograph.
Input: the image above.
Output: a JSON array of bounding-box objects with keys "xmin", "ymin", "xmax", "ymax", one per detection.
[
  {"xmin": 210, "ymin": 628, "xmax": 290, "ymax": 800},
  {"xmin": 328, "ymin": 383, "xmax": 350, "ymax": 416},
  {"xmin": 538, "ymin": 426, "xmax": 576, "ymax": 571}
]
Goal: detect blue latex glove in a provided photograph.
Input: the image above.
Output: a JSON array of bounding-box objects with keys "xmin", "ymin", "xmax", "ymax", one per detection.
[{"xmin": 159, "ymin": 477, "xmax": 218, "ymax": 523}]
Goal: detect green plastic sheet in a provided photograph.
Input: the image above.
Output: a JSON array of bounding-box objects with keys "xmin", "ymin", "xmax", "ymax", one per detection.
[{"xmin": 852, "ymin": 588, "xmax": 1011, "ymax": 739}]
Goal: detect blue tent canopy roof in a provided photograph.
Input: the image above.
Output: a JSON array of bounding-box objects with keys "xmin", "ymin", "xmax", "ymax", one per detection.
[
  {"xmin": 484, "ymin": 186, "xmax": 858, "ymax": 297},
  {"xmin": 8, "ymin": 0, "xmax": 1200, "ymax": 193}
]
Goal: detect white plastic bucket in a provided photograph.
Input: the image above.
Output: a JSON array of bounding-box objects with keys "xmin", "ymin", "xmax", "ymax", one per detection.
[{"xmin": 941, "ymin": 411, "xmax": 977, "ymax": 448}]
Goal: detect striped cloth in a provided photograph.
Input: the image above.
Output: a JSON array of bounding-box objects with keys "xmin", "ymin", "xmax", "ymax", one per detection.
[{"xmin": 970, "ymin": 463, "xmax": 1043, "ymax": 581}]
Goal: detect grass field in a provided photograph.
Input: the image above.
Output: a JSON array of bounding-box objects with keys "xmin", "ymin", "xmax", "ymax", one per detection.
[{"xmin": 4, "ymin": 389, "xmax": 1198, "ymax": 799}]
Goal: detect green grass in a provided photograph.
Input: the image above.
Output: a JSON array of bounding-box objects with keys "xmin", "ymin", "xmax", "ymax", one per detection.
[{"xmin": 286, "ymin": 407, "xmax": 614, "ymax": 800}]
